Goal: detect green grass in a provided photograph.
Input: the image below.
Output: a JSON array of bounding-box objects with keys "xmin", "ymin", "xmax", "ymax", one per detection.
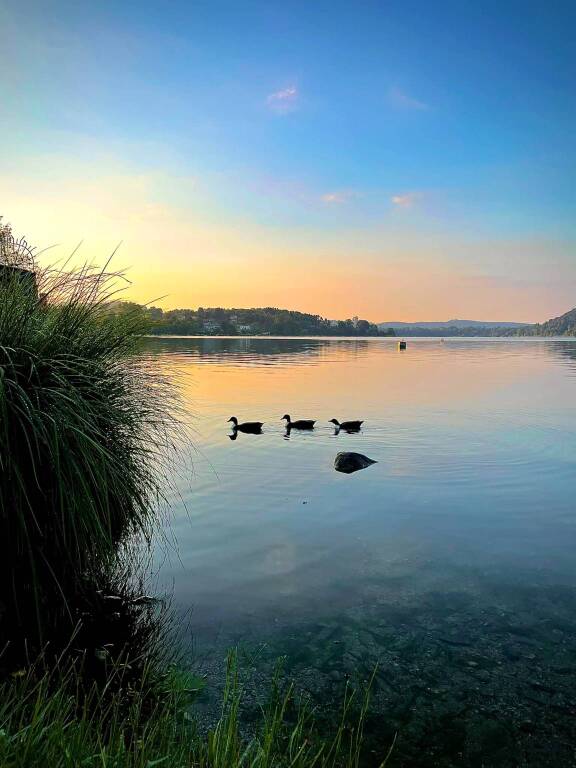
[{"xmin": 0, "ymin": 650, "xmax": 395, "ymax": 768}]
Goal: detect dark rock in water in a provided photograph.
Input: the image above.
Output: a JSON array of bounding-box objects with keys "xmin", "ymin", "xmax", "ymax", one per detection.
[{"xmin": 334, "ymin": 452, "xmax": 377, "ymax": 474}]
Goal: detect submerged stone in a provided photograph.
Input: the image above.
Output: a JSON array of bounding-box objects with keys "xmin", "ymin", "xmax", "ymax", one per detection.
[{"xmin": 334, "ymin": 452, "xmax": 377, "ymax": 474}]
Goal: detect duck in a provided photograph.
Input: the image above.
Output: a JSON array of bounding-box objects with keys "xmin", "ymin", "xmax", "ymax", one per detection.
[
  {"xmin": 281, "ymin": 414, "xmax": 316, "ymax": 430},
  {"xmin": 329, "ymin": 418, "xmax": 363, "ymax": 432},
  {"xmin": 334, "ymin": 452, "xmax": 377, "ymax": 474},
  {"xmin": 228, "ymin": 417, "xmax": 263, "ymax": 434}
]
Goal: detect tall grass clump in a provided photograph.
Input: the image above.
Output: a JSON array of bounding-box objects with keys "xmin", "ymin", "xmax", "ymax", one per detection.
[{"xmin": 0, "ymin": 220, "xmax": 180, "ymax": 651}]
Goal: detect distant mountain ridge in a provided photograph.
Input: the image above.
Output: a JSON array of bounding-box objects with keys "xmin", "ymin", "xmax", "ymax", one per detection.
[
  {"xmin": 378, "ymin": 309, "xmax": 576, "ymax": 337},
  {"xmin": 378, "ymin": 319, "xmax": 528, "ymax": 330}
]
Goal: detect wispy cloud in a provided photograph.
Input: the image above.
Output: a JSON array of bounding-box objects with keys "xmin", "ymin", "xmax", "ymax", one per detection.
[
  {"xmin": 267, "ymin": 85, "xmax": 299, "ymax": 114},
  {"xmin": 391, "ymin": 191, "xmax": 421, "ymax": 208},
  {"xmin": 388, "ymin": 86, "xmax": 428, "ymax": 111},
  {"xmin": 320, "ymin": 190, "xmax": 356, "ymax": 204}
]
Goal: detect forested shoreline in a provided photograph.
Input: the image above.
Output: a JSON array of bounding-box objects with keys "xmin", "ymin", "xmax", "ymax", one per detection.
[
  {"xmin": 114, "ymin": 302, "xmax": 395, "ymax": 336},
  {"xmin": 113, "ymin": 301, "xmax": 576, "ymax": 337}
]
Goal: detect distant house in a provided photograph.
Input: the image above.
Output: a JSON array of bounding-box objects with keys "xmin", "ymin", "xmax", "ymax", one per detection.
[
  {"xmin": 202, "ymin": 319, "xmax": 221, "ymax": 333},
  {"xmin": 238, "ymin": 324, "xmax": 252, "ymax": 333}
]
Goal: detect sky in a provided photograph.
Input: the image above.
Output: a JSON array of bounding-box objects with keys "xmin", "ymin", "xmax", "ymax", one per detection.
[{"xmin": 1, "ymin": 0, "xmax": 575, "ymax": 322}]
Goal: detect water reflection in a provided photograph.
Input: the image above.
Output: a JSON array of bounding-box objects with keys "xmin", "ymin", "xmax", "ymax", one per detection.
[
  {"xmin": 147, "ymin": 334, "xmax": 576, "ymax": 618},
  {"xmin": 146, "ymin": 335, "xmax": 372, "ymax": 366},
  {"xmin": 148, "ymin": 336, "xmax": 576, "ymax": 766},
  {"xmin": 145, "ymin": 334, "xmax": 576, "ymax": 366},
  {"xmin": 551, "ymin": 339, "xmax": 576, "ymax": 371}
]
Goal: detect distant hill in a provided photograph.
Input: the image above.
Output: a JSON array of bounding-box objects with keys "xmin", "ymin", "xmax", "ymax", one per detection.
[
  {"xmin": 519, "ymin": 307, "xmax": 576, "ymax": 337},
  {"xmin": 378, "ymin": 319, "xmax": 528, "ymax": 330},
  {"xmin": 378, "ymin": 310, "xmax": 576, "ymax": 337},
  {"xmin": 377, "ymin": 319, "xmax": 530, "ymax": 337}
]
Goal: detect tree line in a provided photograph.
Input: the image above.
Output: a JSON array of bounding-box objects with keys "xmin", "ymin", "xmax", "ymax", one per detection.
[{"xmin": 112, "ymin": 303, "xmax": 395, "ymax": 337}]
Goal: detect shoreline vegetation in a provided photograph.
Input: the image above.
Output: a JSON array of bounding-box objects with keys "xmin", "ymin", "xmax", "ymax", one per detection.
[
  {"xmin": 112, "ymin": 302, "xmax": 576, "ymax": 338},
  {"xmin": 0, "ymin": 219, "xmax": 394, "ymax": 766},
  {"xmin": 112, "ymin": 302, "xmax": 395, "ymax": 337}
]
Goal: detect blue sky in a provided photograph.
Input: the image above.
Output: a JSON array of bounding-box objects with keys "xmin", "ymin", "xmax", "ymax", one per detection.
[{"xmin": 1, "ymin": 0, "xmax": 574, "ymax": 319}]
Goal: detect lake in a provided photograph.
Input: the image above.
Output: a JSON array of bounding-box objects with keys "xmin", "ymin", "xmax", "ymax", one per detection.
[{"xmin": 146, "ymin": 336, "xmax": 576, "ymax": 767}]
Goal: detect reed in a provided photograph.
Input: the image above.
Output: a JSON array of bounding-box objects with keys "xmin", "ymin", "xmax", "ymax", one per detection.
[{"xmin": 0, "ymin": 223, "xmax": 180, "ymax": 647}]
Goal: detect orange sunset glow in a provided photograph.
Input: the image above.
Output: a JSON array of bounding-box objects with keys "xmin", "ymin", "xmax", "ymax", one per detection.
[
  {"xmin": 3, "ymin": 179, "xmax": 572, "ymax": 324},
  {"xmin": 2, "ymin": 0, "xmax": 575, "ymax": 325}
]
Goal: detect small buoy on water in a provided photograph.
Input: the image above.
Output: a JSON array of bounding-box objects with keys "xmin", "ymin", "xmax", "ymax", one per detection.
[{"xmin": 398, "ymin": 340, "xmax": 407, "ymax": 351}]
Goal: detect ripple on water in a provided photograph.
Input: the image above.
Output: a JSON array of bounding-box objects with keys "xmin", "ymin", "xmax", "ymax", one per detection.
[{"xmin": 148, "ymin": 335, "xmax": 576, "ymax": 609}]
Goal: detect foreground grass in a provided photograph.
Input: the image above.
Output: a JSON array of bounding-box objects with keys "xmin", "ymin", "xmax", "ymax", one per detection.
[
  {"xmin": 0, "ymin": 651, "xmax": 394, "ymax": 768},
  {"xmin": 0, "ymin": 239, "xmax": 181, "ymax": 647}
]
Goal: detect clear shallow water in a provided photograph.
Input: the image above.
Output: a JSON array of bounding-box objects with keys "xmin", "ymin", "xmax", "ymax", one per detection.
[{"xmin": 146, "ymin": 337, "xmax": 576, "ymax": 766}]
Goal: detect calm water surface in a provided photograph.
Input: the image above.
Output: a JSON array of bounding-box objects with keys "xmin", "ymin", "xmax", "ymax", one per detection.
[{"xmin": 147, "ymin": 337, "xmax": 576, "ymax": 766}]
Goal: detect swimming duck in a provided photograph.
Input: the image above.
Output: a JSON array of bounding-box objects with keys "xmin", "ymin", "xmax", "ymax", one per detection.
[
  {"xmin": 329, "ymin": 418, "xmax": 363, "ymax": 432},
  {"xmin": 281, "ymin": 414, "xmax": 316, "ymax": 430},
  {"xmin": 228, "ymin": 417, "xmax": 263, "ymax": 434}
]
